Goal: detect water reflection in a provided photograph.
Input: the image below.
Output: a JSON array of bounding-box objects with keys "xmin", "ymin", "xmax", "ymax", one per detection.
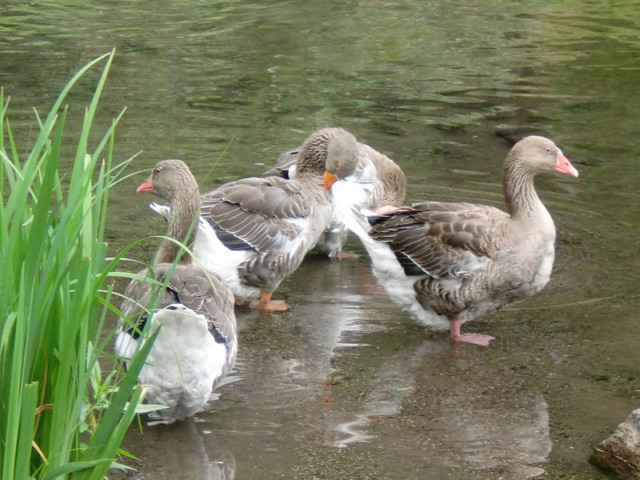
[
  {"xmin": 191, "ymin": 256, "xmax": 400, "ymax": 476},
  {"xmin": 210, "ymin": 255, "xmax": 552, "ymax": 478},
  {"xmin": 327, "ymin": 341, "xmax": 450, "ymax": 448},
  {"xmin": 405, "ymin": 346, "xmax": 552, "ymax": 478},
  {"xmin": 214, "ymin": 256, "xmax": 379, "ymax": 413},
  {"xmin": 114, "ymin": 421, "xmax": 236, "ymax": 480},
  {"xmin": 327, "ymin": 337, "xmax": 551, "ymax": 478}
]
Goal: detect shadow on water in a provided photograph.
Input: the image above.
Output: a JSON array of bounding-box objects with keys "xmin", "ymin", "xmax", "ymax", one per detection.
[{"xmin": 3, "ymin": 0, "xmax": 640, "ymax": 478}]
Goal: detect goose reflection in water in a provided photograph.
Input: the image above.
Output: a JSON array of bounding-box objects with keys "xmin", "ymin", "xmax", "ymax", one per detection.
[{"xmin": 112, "ymin": 420, "xmax": 236, "ymax": 480}]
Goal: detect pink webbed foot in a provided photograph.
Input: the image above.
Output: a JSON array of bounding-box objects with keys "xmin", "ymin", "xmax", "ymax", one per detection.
[
  {"xmin": 332, "ymin": 250, "xmax": 359, "ymax": 260},
  {"xmin": 372, "ymin": 205, "xmax": 402, "ymax": 215},
  {"xmin": 453, "ymin": 333, "xmax": 496, "ymax": 347},
  {"xmin": 250, "ymin": 299, "xmax": 289, "ymax": 311},
  {"xmin": 449, "ymin": 318, "xmax": 495, "ymax": 347}
]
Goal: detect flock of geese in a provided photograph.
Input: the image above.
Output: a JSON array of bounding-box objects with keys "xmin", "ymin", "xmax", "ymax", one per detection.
[{"xmin": 114, "ymin": 127, "xmax": 579, "ymax": 423}]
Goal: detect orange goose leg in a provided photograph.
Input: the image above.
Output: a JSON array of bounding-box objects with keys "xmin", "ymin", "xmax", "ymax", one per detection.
[
  {"xmin": 449, "ymin": 318, "xmax": 495, "ymax": 347},
  {"xmin": 250, "ymin": 291, "xmax": 289, "ymax": 312}
]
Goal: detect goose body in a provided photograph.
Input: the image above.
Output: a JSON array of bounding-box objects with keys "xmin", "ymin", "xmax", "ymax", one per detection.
[
  {"xmin": 116, "ymin": 160, "xmax": 237, "ymax": 422},
  {"xmin": 277, "ymin": 127, "xmax": 407, "ymax": 258},
  {"xmin": 147, "ymin": 129, "xmax": 334, "ymax": 311},
  {"xmin": 342, "ymin": 136, "xmax": 578, "ymax": 346}
]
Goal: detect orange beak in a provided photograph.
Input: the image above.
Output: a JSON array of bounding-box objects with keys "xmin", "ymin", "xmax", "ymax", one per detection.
[
  {"xmin": 323, "ymin": 171, "xmax": 338, "ymax": 190},
  {"xmin": 553, "ymin": 151, "xmax": 579, "ymax": 178},
  {"xmin": 136, "ymin": 174, "xmax": 154, "ymax": 193}
]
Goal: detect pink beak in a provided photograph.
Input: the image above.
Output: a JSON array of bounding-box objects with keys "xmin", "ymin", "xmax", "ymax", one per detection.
[
  {"xmin": 136, "ymin": 174, "xmax": 154, "ymax": 193},
  {"xmin": 553, "ymin": 151, "xmax": 579, "ymax": 178}
]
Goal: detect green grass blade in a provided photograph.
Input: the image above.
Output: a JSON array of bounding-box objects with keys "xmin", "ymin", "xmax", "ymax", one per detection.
[
  {"xmin": 0, "ymin": 49, "xmax": 156, "ymax": 479},
  {"xmin": 15, "ymin": 382, "xmax": 39, "ymax": 480}
]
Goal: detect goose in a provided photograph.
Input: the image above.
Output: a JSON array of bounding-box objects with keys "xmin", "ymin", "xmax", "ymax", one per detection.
[
  {"xmin": 341, "ymin": 136, "xmax": 579, "ymax": 346},
  {"xmin": 275, "ymin": 127, "xmax": 407, "ymax": 258},
  {"xmin": 115, "ymin": 159, "xmax": 237, "ymax": 422},
  {"xmin": 196, "ymin": 128, "xmax": 336, "ymax": 310},
  {"xmin": 320, "ymin": 128, "xmax": 407, "ymax": 257},
  {"xmin": 146, "ymin": 129, "xmax": 334, "ymax": 311}
]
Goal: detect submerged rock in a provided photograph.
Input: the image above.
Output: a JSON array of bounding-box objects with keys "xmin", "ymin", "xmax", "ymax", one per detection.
[{"xmin": 591, "ymin": 408, "xmax": 640, "ymax": 479}]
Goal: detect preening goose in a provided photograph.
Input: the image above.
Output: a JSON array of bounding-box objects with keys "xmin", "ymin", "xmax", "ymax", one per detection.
[
  {"xmin": 343, "ymin": 136, "xmax": 579, "ymax": 346},
  {"xmin": 276, "ymin": 127, "xmax": 407, "ymax": 258},
  {"xmin": 195, "ymin": 128, "xmax": 335, "ymax": 310},
  {"xmin": 115, "ymin": 160, "xmax": 237, "ymax": 422},
  {"xmin": 320, "ymin": 128, "xmax": 407, "ymax": 257}
]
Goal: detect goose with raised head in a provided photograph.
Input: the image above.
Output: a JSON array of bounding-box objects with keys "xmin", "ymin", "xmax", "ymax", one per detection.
[
  {"xmin": 115, "ymin": 159, "xmax": 237, "ymax": 422},
  {"xmin": 276, "ymin": 127, "xmax": 407, "ymax": 258},
  {"xmin": 343, "ymin": 136, "xmax": 579, "ymax": 346}
]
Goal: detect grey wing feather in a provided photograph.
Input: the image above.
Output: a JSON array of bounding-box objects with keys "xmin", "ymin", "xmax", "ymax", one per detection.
[
  {"xmin": 121, "ymin": 264, "xmax": 236, "ymax": 340},
  {"xmin": 201, "ymin": 176, "xmax": 314, "ymax": 253},
  {"xmin": 370, "ymin": 202, "xmax": 509, "ymax": 279}
]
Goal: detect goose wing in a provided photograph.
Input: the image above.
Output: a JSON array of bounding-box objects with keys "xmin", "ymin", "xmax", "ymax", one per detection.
[
  {"xmin": 369, "ymin": 201, "xmax": 509, "ymax": 278},
  {"xmin": 201, "ymin": 176, "xmax": 320, "ymax": 253}
]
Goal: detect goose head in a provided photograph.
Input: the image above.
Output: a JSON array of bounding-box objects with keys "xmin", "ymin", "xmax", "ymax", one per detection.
[
  {"xmin": 137, "ymin": 159, "xmax": 200, "ymax": 202},
  {"xmin": 503, "ymin": 136, "xmax": 579, "ymax": 219},
  {"xmin": 137, "ymin": 159, "xmax": 200, "ymax": 265},
  {"xmin": 508, "ymin": 136, "xmax": 578, "ymax": 178},
  {"xmin": 322, "ymin": 130, "xmax": 360, "ymax": 190}
]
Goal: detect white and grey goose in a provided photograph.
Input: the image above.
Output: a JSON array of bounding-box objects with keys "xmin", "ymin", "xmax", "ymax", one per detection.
[
  {"xmin": 343, "ymin": 136, "xmax": 579, "ymax": 346},
  {"xmin": 115, "ymin": 160, "xmax": 237, "ymax": 422},
  {"xmin": 276, "ymin": 127, "xmax": 407, "ymax": 258},
  {"xmin": 196, "ymin": 128, "xmax": 335, "ymax": 310},
  {"xmin": 146, "ymin": 130, "xmax": 333, "ymax": 311}
]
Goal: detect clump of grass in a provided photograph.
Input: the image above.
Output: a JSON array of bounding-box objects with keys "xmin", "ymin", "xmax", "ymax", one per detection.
[{"xmin": 0, "ymin": 51, "xmax": 154, "ymax": 479}]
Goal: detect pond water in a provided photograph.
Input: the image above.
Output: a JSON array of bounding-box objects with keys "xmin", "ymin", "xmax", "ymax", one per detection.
[{"xmin": 2, "ymin": 0, "xmax": 640, "ymax": 478}]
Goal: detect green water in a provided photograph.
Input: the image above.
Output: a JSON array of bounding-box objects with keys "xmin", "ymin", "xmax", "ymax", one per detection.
[{"xmin": 2, "ymin": 1, "xmax": 640, "ymax": 478}]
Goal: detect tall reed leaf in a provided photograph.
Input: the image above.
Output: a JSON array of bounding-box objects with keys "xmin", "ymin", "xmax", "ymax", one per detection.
[{"xmin": 0, "ymin": 51, "xmax": 151, "ymax": 479}]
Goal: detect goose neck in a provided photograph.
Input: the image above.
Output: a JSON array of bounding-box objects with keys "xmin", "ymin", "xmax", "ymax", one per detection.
[
  {"xmin": 503, "ymin": 162, "xmax": 541, "ymax": 220},
  {"xmin": 156, "ymin": 188, "xmax": 200, "ymax": 265}
]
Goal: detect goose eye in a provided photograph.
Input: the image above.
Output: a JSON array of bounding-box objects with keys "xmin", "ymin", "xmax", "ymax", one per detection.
[{"xmin": 153, "ymin": 168, "xmax": 161, "ymax": 175}]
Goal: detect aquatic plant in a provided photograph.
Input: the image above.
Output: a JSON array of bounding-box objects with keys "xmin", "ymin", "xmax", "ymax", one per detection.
[{"xmin": 0, "ymin": 51, "xmax": 154, "ymax": 479}]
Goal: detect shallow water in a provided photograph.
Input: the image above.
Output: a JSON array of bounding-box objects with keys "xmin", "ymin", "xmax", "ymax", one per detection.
[{"xmin": 2, "ymin": 0, "xmax": 640, "ymax": 478}]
